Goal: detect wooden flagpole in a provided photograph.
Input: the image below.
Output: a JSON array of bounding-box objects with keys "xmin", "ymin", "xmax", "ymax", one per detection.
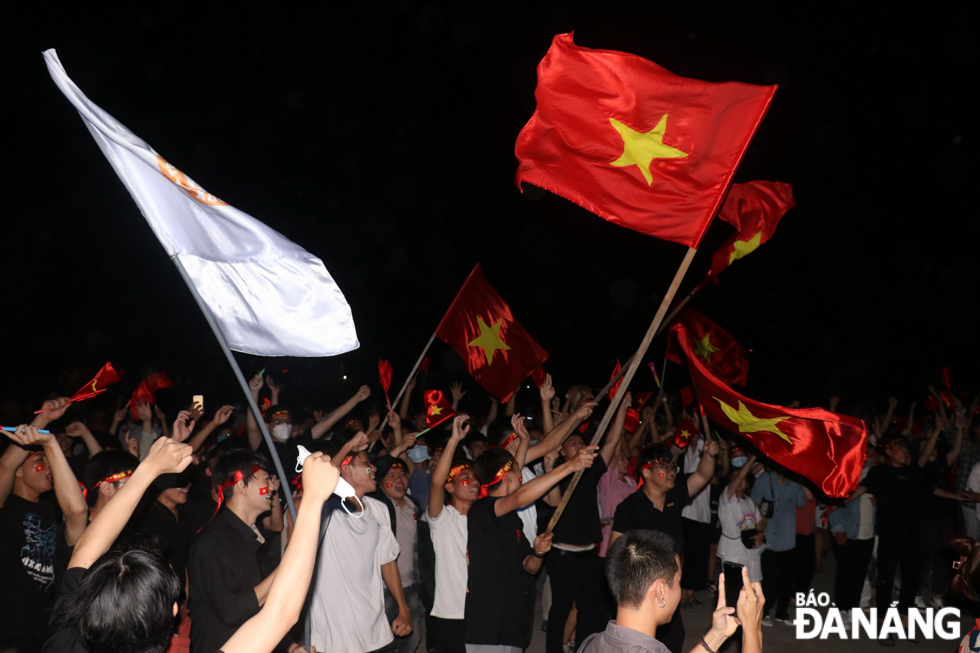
[
  {"xmin": 378, "ymin": 332, "xmax": 436, "ymax": 432},
  {"xmin": 544, "ymin": 246, "xmax": 699, "ymax": 535}
]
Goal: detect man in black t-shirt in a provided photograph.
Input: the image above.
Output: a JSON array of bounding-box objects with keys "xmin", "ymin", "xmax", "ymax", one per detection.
[
  {"xmin": 850, "ymin": 433, "xmax": 965, "ymax": 618},
  {"xmin": 0, "ymin": 400, "xmax": 88, "ymax": 653},
  {"xmin": 610, "ymin": 440, "xmax": 718, "ymax": 653},
  {"xmin": 545, "ymin": 395, "xmax": 628, "ymax": 653}
]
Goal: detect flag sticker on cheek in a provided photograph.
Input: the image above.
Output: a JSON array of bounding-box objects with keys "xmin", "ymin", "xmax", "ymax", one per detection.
[
  {"xmin": 35, "ymin": 465, "xmax": 46, "ymax": 473},
  {"xmin": 386, "ymin": 483, "xmax": 394, "ymax": 488},
  {"xmin": 658, "ymin": 472, "xmax": 665, "ymax": 479},
  {"xmin": 259, "ymin": 486, "xmax": 270, "ymax": 496}
]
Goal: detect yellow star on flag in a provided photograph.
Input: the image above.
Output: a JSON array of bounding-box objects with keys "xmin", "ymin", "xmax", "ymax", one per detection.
[
  {"xmin": 679, "ymin": 429, "xmax": 691, "ymax": 439},
  {"xmin": 728, "ymin": 231, "xmax": 763, "ymax": 265},
  {"xmin": 468, "ymin": 316, "xmax": 511, "ymax": 365},
  {"xmin": 714, "ymin": 398, "xmax": 792, "ymax": 444},
  {"xmin": 694, "ymin": 334, "xmax": 721, "ymax": 363},
  {"xmin": 609, "ymin": 114, "xmax": 688, "ymax": 186},
  {"xmin": 428, "ymin": 405, "xmax": 443, "ymax": 416}
]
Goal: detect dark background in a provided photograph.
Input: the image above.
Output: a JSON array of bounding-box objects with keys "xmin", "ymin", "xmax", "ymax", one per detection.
[{"xmin": 2, "ymin": 2, "xmax": 977, "ymax": 421}]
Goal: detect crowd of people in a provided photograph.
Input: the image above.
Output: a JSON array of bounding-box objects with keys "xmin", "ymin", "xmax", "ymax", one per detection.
[{"xmin": 3, "ymin": 365, "xmax": 980, "ymax": 653}]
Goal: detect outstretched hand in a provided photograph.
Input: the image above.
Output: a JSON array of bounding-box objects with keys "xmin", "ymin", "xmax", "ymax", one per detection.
[
  {"xmin": 539, "ymin": 374, "xmax": 555, "ymax": 403},
  {"xmin": 451, "ymin": 414, "xmax": 470, "ymax": 441},
  {"xmin": 569, "ymin": 445, "xmax": 598, "ymax": 471},
  {"xmin": 450, "ymin": 381, "xmax": 466, "ymax": 403},
  {"xmin": 172, "ymin": 411, "xmax": 196, "ymax": 443},
  {"xmin": 143, "ymin": 437, "xmax": 194, "ymax": 476}
]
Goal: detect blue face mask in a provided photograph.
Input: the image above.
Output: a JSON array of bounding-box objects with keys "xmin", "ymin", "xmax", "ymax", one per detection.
[
  {"xmin": 732, "ymin": 456, "xmax": 749, "ymax": 468},
  {"xmin": 407, "ymin": 445, "xmax": 429, "ymax": 463}
]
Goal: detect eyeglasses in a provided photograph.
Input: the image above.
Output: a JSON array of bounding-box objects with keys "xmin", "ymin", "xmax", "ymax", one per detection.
[
  {"xmin": 271, "ymin": 418, "xmax": 291, "ymax": 426},
  {"xmin": 652, "ymin": 463, "xmax": 678, "ymax": 474}
]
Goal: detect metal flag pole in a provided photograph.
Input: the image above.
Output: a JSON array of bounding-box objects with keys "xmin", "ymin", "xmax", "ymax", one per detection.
[
  {"xmin": 545, "ymin": 246, "xmax": 698, "ymax": 535},
  {"xmin": 171, "ymin": 257, "xmax": 298, "ymax": 522},
  {"xmin": 378, "ymin": 332, "xmax": 437, "ymax": 432}
]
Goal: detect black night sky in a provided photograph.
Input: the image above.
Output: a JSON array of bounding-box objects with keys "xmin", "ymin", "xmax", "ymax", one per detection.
[{"xmin": 2, "ymin": 2, "xmax": 977, "ymax": 423}]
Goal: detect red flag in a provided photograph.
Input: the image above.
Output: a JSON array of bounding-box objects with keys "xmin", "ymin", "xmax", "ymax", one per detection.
[
  {"xmin": 707, "ymin": 181, "xmax": 795, "ymax": 281},
  {"xmin": 633, "ymin": 392, "xmax": 653, "ymax": 413},
  {"xmin": 514, "ymin": 33, "xmax": 776, "ymax": 248},
  {"xmin": 260, "ymin": 396, "xmax": 271, "ymax": 417},
  {"xmin": 70, "ymin": 361, "xmax": 121, "ymax": 403},
  {"xmin": 531, "ymin": 367, "xmax": 548, "ymax": 389},
  {"xmin": 424, "ymin": 390, "xmax": 456, "ymax": 430},
  {"xmin": 680, "ymin": 386, "xmax": 695, "ymax": 408},
  {"xmin": 609, "ymin": 360, "xmax": 624, "ymax": 402},
  {"xmin": 128, "ymin": 372, "xmax": 174, "ymax": 419},
  {"xmin": 670, "ymin": 416, "xmax": 701, "ymax": 450},
  {"xmin": 379, "ymin": 359, "xmax": 393, "ymax": 412},
  {"xmin": 925, "ymin": 396, "xmax": 941, "ymax": 413},
  {"xmin": 942, "ymin": 366, "xmax": 953, "ymax": 390},
  {"xmin": 668, "ymin": 306, "xmax": 749, "ymax": 386},
  {"xmin": 623, "ymin": 408, "xmax": 640, "ymax": 434},
  {"xmin": 435, "ymin": 265, "xmax": 549, "ymax": 403},
  {"xmin": 940, "ymin": 390, "xmax": 954, "ymax": 409},
  {"xmin": 671, "ymin": 323, "xmax": 867, "ymax": 498},
  {"xmin": 419, "ymin": 356, "xmax": 431, "ymax": 374}
]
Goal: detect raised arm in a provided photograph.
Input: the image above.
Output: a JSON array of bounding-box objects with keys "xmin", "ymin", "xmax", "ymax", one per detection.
[
  {"xmin": 688, "ymin": 411, "xmax": 719, "ymax": 497},
  {"xmin": 69, "ymin": 437, "xmax": 193, "ymax": 569},
  {"xmin": 539, "ymin": 374, "xmax": 556, "ymax": 434},
  {"xmin": 726, "ymin": 454, "xmax": 757, "ymax": 499},
  {"xmin": 512, "ymin": 414, "xmax": 530, "ymax": 470},
  {"xmin": 108, "ymin": 406, "xmax": 127, "ymax": 437},
  {"xmin": 265, "ymin": 375, "xmax": 281, "ymax": 406},
  {"xmin": 902, "ymin": 401, "xmax": 916, "ymax": 436},
  {"xmin": 65, "ymin": 421, "xmax": 103, "ymax": 458},
  {"xmin": 599, "ymin": 392, "xmax": 630, "ymax": 467},
  {"xmin": 525, "ymin": 401, "xmax": 597, "ymax": 464},
  {"xmin": 398, "ymin": 374, "xmax": 417, "ymax": 419},
  {"xmin": 917, "ymin": 421, "xmax": 943, "ymax": 468},
  {"xmin": 948, "ymin": 413, "xmax": 966, "ymax": 465},
  {"xmin": 494, "ymin": 446, "xmax": 597, "ymax": 516},
  {"xmin": 186, "ymin": 405, "xmax": 235, "ymax": 454},
  {"xmin": 429, "ymin": 415, "xmax": 469, "ymax": 520},
  {"xmin": 450, "ymin": 381, "xmax": 466, "ymax": 412},
  {"xmin": 245, "ymin": 373, "xmax": 265, "ymax": 452},
  {"xmin": 310, "ymin": 385, "xmax": 371, "ymax": 440},
  {"xmin": 155, "ymin": 404, "xmax": 171, "ymax": 440},
  {"xmin": 929, "ymin": 384, "xmax": 952, "ymax": 430},
  {"xmin": 880, "ymin": 397, "xmax": 897, "ymax": 435},
  {"xmin": 504, "ymin": 391, "xmax": 517, "ymax": 417},
  {"xmin": 219, "ymin": 452, "xmax": 339, "ymax": 653},
  {"xmin": 485, "ymin": 397, "xmax": 499, "ymax": 429}
]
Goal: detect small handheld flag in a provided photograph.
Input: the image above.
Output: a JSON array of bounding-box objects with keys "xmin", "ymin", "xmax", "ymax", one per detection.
[{"xmin": 379, "ymin": 359, "xmax": 393, "ymax": 412}]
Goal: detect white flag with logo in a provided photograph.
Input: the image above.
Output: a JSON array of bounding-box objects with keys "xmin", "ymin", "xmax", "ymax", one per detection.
[{"xmin": 44, "ymin": 49, "xmax": 358, "ymax": 357}]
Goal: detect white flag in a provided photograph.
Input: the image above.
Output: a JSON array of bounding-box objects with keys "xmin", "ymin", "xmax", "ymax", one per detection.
[{"xmin": 44, "ymin": 49, "xmax": 359, "ymax": 357}]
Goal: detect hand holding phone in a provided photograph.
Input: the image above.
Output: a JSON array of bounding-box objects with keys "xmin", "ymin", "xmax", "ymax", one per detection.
[{"xmin": 723, "ymin": 561, "xmax": 745, "ymax": 614}]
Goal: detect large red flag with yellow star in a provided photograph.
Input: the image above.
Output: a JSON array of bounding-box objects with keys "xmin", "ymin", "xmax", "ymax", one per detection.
[
  {"xmin": 70, "ymin": 361, "xmax": 122, "ymax": 403},
  {"xmin": 671, "ymin": 323, "xmax": 867, "ymax": 497},
  {"xmin": 435, "ymin": 265, "xmax": 549, "ymax": 403},
  {"xmin": 667, "ymin": 306, "xmax": 749, "ymax": 386},
  {"xmin": 707, "ymin": 181, "xmax": 795, "ymax": 281},
  {"xmin": 514, "ymin": 33, "xmax": 776, "ymax": 248}
]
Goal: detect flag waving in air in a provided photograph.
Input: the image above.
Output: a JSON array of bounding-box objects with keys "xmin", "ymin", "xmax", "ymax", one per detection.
[
  {"xmin": 515, "ymin": 33, "xmax": 776, "ymax": 248},
  {"xmin": 671, "ymin": 323, "xmax": 867, "ymax": 497},
  {"xmin": 423, "ymin": 391, "xmax": 456, "ymax": 430},
  {"xmin": 707, "ymin": 181, "xmax": 795, "ymax": 281},
  {"xmin": 670, "ymin": 416, "xmax": 701, "ymax": 450},
  {"xmin": 44, "ymin": 50, "xmax": 358, "ymax": 357},
  {"xmin": 70, "ymin": 361, "xmax": 122, "ymax": 403},
  {"xmin": 379, "ymin": 359, "xmax": 393, "ymax": 412},
  {"xmin": 435, "ymin": 266, "xmax": 549, "ymax": 403},
  {"xmin": 128, "ymin": 372, "xmax": 174, "ymax": 419},
  {"xmin": 667, "ymin": 306, "xmax": 749, "ymax": 386}
]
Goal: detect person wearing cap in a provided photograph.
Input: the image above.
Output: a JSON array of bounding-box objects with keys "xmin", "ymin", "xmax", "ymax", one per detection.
[
  {"xmin": 465, "ymin": 434, "xmax": 598, "ymax": 652},
  {"xmin": 426, "ymin": 415, "xmax": 478, "ymax": 653},
  {"xmin": 309, "ymin": 446, "xmax": 412, "ymax": 653},
  {"xmin": 369, "ymin": 448, "xmax": 435, "ymax": 653},
  {"xmin": 188, "ymin": 450, "xmax": 294, "ymax": 653},
  {"xmin": 0, "ymin": 398, "xmax": 88, "ymax": 653}
]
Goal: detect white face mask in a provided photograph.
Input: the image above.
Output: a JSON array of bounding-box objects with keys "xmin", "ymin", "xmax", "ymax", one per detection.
[{"xmin": 272, "ymin": 423, "xmax": 293, "ymax": 442}]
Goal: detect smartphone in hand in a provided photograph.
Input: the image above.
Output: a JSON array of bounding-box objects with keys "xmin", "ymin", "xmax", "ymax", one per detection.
[{"xmin": 723, "ymin": 561, "xmax": 744, "ymax": 610}]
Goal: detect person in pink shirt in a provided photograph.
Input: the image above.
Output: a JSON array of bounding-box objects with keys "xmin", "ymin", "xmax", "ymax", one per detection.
[{"xmin": 598, "ymin": 451, "xmax": 637, "ymax": 557}]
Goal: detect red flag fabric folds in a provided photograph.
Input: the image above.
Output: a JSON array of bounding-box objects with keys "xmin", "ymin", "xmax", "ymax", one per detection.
[
  {"xmin": 435, "ymin": 265, "xmax": 549, "ymax": 403},
  {"xmin": 70, "ymin": 361, "xmax": 121, "ymax": 403},
  {"xmin": 671, "ymin": 323, "xmax": 867, "ymax": 497},
  {"xmin": 128, "ymin": 372, "xmax": 174, "ymax": 419},
  {"xmin": 424, "ymin": 390, "xmax": 456, "ymax": 430},
  {"xmin": 709, "ymin": 181, "xmax": 795, "ymax": 280},
  {"xmin": 609, "ymin": 360, "xmax": 624, "ymax": 402},
  {"xmin": 515, "ymin": 33, "xmax": 776, "ymax": 248},
  {"xmin": 668, "ymin": 306, "xmax": 749, "ymax": 386},
  {"xmin": 419, "ymin": 356, "xmax": 431, "ymax": 374},
  {"xmin": 379, "ymin": 359, "xmax": 393, "ymax": 411}
]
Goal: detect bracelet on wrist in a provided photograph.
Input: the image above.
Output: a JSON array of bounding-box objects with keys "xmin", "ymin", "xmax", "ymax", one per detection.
[
  {"xmin": 532, "ymin": 550, "xmax": 545, "ymax": 558},
  {"xmin": 698, "ymin": 637, "xmax": 716, "ymax": 653}
]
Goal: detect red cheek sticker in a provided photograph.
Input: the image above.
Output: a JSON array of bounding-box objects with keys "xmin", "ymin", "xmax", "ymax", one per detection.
[
  {"xmin": 259, "ymin": 486, "xmax": 270, "ymax": 496},
  {"xmin": 461, "ymin": 480, "xmax": 471, "ymax": 486},
  {"xmin": 658, "ymin": 472, "xmax": 665, "ymax": 479},
  {"xmin": 386, "ymin": 482, "xmax": 394, "ymax": 488},
  {"xmin": 35, "ymin": 465, "xmax": 46, "ymax": 473}
]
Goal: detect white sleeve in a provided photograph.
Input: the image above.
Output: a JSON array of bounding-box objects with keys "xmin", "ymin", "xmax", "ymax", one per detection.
[
  {"xmin": 967, "ymin": 463, "xmax": 980, "ymax": 492},
  {"xmin": 372, "ymin": 499, "xmax": 400, "ymax": 565}
]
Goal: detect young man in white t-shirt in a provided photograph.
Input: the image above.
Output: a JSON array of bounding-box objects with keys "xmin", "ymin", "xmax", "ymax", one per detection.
[
  {"xmin": 426, "ymin": 415, "xmax": 477, "ymax": 653},
  {"xmin": 309, "ymin": 448, "xmax": 412, "ymax": 653}
]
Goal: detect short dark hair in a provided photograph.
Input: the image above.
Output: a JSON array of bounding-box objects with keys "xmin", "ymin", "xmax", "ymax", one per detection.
[
  {"xmin": 637, "ymin": 444, "xmax": 673, "ymax": 470},
  {"xmin": 605, "ymin": 530, "xmax": 679, "ymax": 609},
  {"xmin": 473, "ymin": 448, "xmax": 514, "ymax": 490},
  {"xmin": 60, "ymin": 549, "xmax": 180, "ymax": 653},
  {"xmin": 211, "ymin": 449, "xmax": 269, "ymax": 501},
  {"xmin": 83, "ymin": 451, "xmax": 140, "ymax": 507}
]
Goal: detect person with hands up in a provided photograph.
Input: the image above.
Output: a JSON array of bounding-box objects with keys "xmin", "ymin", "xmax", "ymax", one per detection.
[
  {"xmin": 464, "ymin": 435, "xmax": 596, "ymax": 652},
  {"xmin": 43, "ymin": 436, "xmax": 193, "ymax": 653},
  {"xmin": 1, "ymin": 400, "xmax": 88, "ymax": 653}
]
